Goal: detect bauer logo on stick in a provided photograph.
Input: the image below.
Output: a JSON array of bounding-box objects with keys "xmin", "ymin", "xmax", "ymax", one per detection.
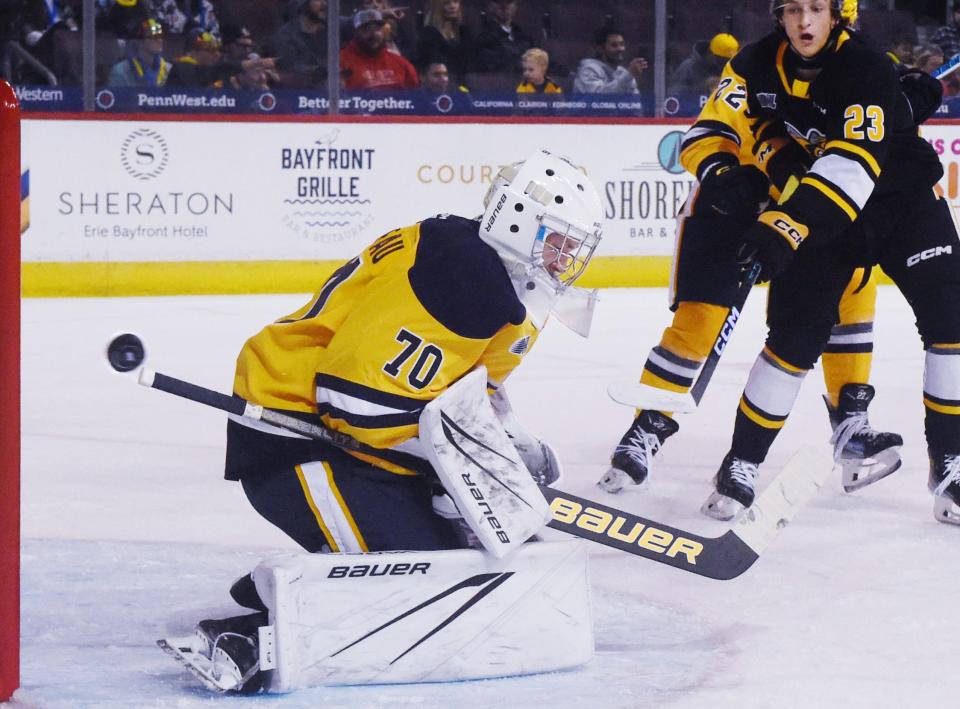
[{"xmin": 106, "ymin": 333, "xmax": 146, "ymax": 372}]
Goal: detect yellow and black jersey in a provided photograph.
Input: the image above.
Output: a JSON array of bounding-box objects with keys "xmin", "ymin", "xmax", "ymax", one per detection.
[
  {"xmin": 681, "ymin": 30, "xmax": 943, "ymax": 245},
  {"xmin": 233, "ymin": 215, "xmax": 538, "ymax": 475}
]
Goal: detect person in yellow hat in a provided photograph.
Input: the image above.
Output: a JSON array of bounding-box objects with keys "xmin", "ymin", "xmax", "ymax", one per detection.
[{"xmin": 668, "ymin": 32, "xmax": 739, "ymax": 98}]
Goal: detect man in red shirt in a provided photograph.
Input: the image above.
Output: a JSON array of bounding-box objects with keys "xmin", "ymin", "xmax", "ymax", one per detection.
[{"xmin": 341, "ymin": 9, "xmax": 419, "ymax": 90}]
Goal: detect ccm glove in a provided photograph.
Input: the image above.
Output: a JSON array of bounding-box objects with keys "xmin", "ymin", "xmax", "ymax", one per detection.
[
  {"xmin": 737, "ymin": 211, "xmax": 808, "ymax": 282},
  {"xmin": 697, "ymin": 163, "xmax": 770, "ymax": 219}
]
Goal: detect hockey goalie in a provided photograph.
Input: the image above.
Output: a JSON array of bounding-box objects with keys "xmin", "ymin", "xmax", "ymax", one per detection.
[{"xmin": 158, "ymin": 150, "xmax": 604, "ymax": 693}]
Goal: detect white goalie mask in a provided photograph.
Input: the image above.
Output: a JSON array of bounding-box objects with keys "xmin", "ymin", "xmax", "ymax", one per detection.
[{"xmin": 480, "ymin": 150, "xmax": 604, "ymax": 332}]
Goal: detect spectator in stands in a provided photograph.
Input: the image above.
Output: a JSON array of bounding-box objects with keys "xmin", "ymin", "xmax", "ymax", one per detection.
[
  {"xmin": 14, "ymin": 0, "xmax": 82, "ymax": 84},
  {"xmin": 107, "ymin": 18, "xmax": 173, "ymax": 87},
  {"xmin": 19, "ymin": 0, "xmax": 79, "ymax": 49},
  {"xmin": 420, "ymin": 60, "xmax": 450, "ymax": 93},
  {"xmin": 155, "ymin": 0, "xmax": 220, "ymax": 39},
  {"xmin": 359, "ymin": 0, "xmax": 413, "ymax": 57},
  {"xmin": 417, "ymin": 0, "xmax": 473, "ymax": 83},
  {"xmin": 668, "ymin": 32, "xmax": 738, "ymax": 97},
  {"xmin": 103, "ymin": 0, "xmax": 153, "ymax": 40},
  {"xmin": 889, "ymin": 34, "xmax": 915, "ymax": 66},
  {"xmin": 206, "ymin": 25, "xmax": 279, "ymax": 90},
  {"xmin": 340, "ymin": 8, "xmax": 418, "ymax": 90},
  {"xmin": 915, "ymin": 44, "xmax": 944, "ymax": 74},
  {"xmin": 265, "ymin": 0, "xmax": 328, "ymax": 88},
  {"xmin": 220, "ymin": 24, "xmax": 256, "ymax": 65},
  {"xmin": 933, "ymin": 6, "xmax": 960, "ymax": 59},
  {"xmin": 516, "ymin": 47, "xmax": 561, "ymax": 94},
  {"xmin": 168, "ymin": 27, "xmax": 221, "ymax": 87},
  {"xmin": 573, "ymin": 26, "xmax": 647, "ymax": 95},
  {"xmin": 473, "ymin": 0, "xmax": 534, "ymax": 74}
]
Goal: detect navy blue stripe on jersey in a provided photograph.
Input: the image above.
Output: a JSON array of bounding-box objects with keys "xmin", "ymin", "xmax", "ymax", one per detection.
[
  {"xmin": 928, "ymin": 346, "xmax": 960, "ymax": 356},
  {"xmin": 279, "ymin": 256, "xmax": 362, "ymax": 324},
  {"xmin": 683, "ymin": 120, "xmax": 742, "ymax": 150},
  {"xmin": 317, "ymin": 403, "xmax": 421, "ymax": 429},
  {"xmin": 742, "ymin": 393, "xmax": 788, "ymax": 423},
  {"xmin": 315, "ymin": 373, "xmax": 427, "ymax": 411},
  {"xmin": 643, "ymin": 359, "xmax": 694, "ymax": 388},
  {"xmin": 409, "ymin": 216, "xmax": 525, "ymax": 339}
]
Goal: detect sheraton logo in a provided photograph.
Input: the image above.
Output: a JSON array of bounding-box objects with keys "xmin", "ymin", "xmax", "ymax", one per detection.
[{"xmin": 120, "ymin": 128, "xmax": 169, "ymax": 181}]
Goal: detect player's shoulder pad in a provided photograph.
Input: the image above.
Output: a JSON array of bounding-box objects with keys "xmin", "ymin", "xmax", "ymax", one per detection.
[
  {"xmin": 409, "ymin": 215, "xmax": 526, "ymax": 339},
  {"xmin": 730, "ymin": 32, "xmax": 781, "ymax": 77},
  {"xmin": 832, "ymin": 33, "xmax": 899, "ymax": 91}
]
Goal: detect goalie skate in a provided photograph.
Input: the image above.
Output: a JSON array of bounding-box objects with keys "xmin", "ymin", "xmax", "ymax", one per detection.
[
  {"xmin": 157, "ymin": 635, "xmax": 242, "ymax": 693},
  {"xmin": 158, "ymin": 616, "xmax": 267, "ymax": 693}
]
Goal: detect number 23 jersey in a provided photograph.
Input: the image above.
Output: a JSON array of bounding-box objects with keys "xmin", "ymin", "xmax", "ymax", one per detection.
[
  {"xmin": 682, "ymin": 30, "xmax": 943, "ymax": 246},
  {"xmin": 233, "ymin": 214, "xmax": 539, "ymax": 474}
]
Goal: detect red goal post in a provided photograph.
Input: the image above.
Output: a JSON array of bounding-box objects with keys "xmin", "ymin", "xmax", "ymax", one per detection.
[{"xmin": 0, "ymin": 79, "xmax": 21, "ymax": 703}]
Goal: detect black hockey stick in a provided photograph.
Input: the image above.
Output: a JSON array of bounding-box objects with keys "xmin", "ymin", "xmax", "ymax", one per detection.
[
  {"xmin": 608, "ymin": 261, "xmax": 761, "ymax": 411},
  {"xmin": 131, "ymin": 366, "xmax": 827, "ymax": 580}
]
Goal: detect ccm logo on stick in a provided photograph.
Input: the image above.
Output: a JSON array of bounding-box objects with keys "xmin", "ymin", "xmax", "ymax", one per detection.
[
  {"xmin": 907, "ymin": 245, "xmax": 952, "ymax": 267},
  {"xmin": 713, "ymin": 307, "xmax": 741, "ymax": 356},
  {"xmin": 549, "ymin": 498, "xmax": 704, "ymax": 565}
]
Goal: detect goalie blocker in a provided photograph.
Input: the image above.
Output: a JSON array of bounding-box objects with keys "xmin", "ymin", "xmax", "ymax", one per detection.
[{"xmin": 159, "ymin": 541, "xmax": 592, "ymax": 692}]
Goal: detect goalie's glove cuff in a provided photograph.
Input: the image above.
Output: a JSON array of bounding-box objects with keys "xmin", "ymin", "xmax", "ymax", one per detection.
[{"xmin": 512, "ymin": 437, "xmax": 563, "ymax": 486}]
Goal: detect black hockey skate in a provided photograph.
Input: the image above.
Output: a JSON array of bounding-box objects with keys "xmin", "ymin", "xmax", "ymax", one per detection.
[
  {"xmin": 929, "ymin": 450, "xmax": 960, "ymax": 526},
  {"xmin": 597, "ymin": 410, "xmax": 679, "ymax": 493},
  {"xmin": 701, "ymin": 452, "xmax": 759, "ymax": 521},
  {"xmin": 158, "ymin": 612, "xmax": 268, "ymax": 694},
  {"xmin": 825, "ymin": 384, "xmax": 903, "ymax": 492}
]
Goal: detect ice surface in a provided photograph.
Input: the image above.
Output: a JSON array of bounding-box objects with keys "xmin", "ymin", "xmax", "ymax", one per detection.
[{"xmin": 15, "ymin": 287, "xmax": 960, "ymax": 708}]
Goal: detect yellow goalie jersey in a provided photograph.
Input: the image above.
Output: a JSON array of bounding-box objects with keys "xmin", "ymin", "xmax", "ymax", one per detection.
[{"xmin": 234, "ymin": 214, "xmax": 540, "ymax": 475}]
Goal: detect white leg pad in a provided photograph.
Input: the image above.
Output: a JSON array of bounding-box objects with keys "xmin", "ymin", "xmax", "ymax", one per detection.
[{"xmin": 251, "ymin": 541, "xmax": 593, "ymax": 691}]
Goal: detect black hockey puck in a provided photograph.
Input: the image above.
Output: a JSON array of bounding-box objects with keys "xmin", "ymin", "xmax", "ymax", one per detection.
[{"xmin": 106, "ymin": 333, "xmax": 146, "ymax": 372}]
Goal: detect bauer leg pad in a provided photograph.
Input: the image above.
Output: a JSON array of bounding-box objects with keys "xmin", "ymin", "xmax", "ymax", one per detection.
[{"xmin": 250, "ymin": 541, "xmax": 593, "ymax": 691}]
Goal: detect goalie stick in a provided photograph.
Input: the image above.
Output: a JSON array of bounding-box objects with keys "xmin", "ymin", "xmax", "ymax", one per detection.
[
  {"xmin": 608, "ymin": 261, "xmax": 761, "ymax": 413},
  {"xmin": 131, "ymin": 366, "xmax": 827, "ymax": 580}
]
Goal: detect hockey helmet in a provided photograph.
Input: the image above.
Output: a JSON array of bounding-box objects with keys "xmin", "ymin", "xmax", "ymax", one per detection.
[
  {"xmin": 770, "ymin": 0, "xmax": 858, "ymax": 26},
  {"xmin": 480, "ymin": 150, "xmax": 603, "ymax": 290}
]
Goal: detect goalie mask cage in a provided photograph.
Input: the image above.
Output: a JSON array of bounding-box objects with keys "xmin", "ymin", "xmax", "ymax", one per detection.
[{"xmin": 0, "ymin": 79, "xmax": 20, "ymax": 703}]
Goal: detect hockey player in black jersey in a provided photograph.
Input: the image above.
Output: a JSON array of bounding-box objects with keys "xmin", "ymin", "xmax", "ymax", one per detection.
[{"xmin": 602, "ymin": 0, "xmax": 960, "ymax": 525}]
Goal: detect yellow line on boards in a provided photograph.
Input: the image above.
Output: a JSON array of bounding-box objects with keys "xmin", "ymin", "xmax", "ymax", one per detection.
[{"xmin": 20, "ymin": 258, "xmax": 896, "ymax": 297}]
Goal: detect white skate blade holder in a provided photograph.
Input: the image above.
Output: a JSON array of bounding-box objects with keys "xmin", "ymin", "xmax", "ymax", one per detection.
[
  {"xmin": 839, "ymin": 448, "xmax": 902, "ymax": 493},
  {"xmin": 934, "ymin": 494, "xmax": 960, "ymax": 526},
  {"xmin": 157, "ymin": 637, "xmax": 239, "ymax": 693},
  {"xmin": 607, "ymin": 381, "xmax": 697, "ymax": 414}
]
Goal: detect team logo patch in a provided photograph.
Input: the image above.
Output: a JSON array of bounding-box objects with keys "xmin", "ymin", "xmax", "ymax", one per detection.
[
  {"xmin": 509, "ymin": 336, "xmax": 531, "ymax": 355},
  {"xmin": 757, "ymin": 92, "xmax": 777, "ymax": 109}
]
